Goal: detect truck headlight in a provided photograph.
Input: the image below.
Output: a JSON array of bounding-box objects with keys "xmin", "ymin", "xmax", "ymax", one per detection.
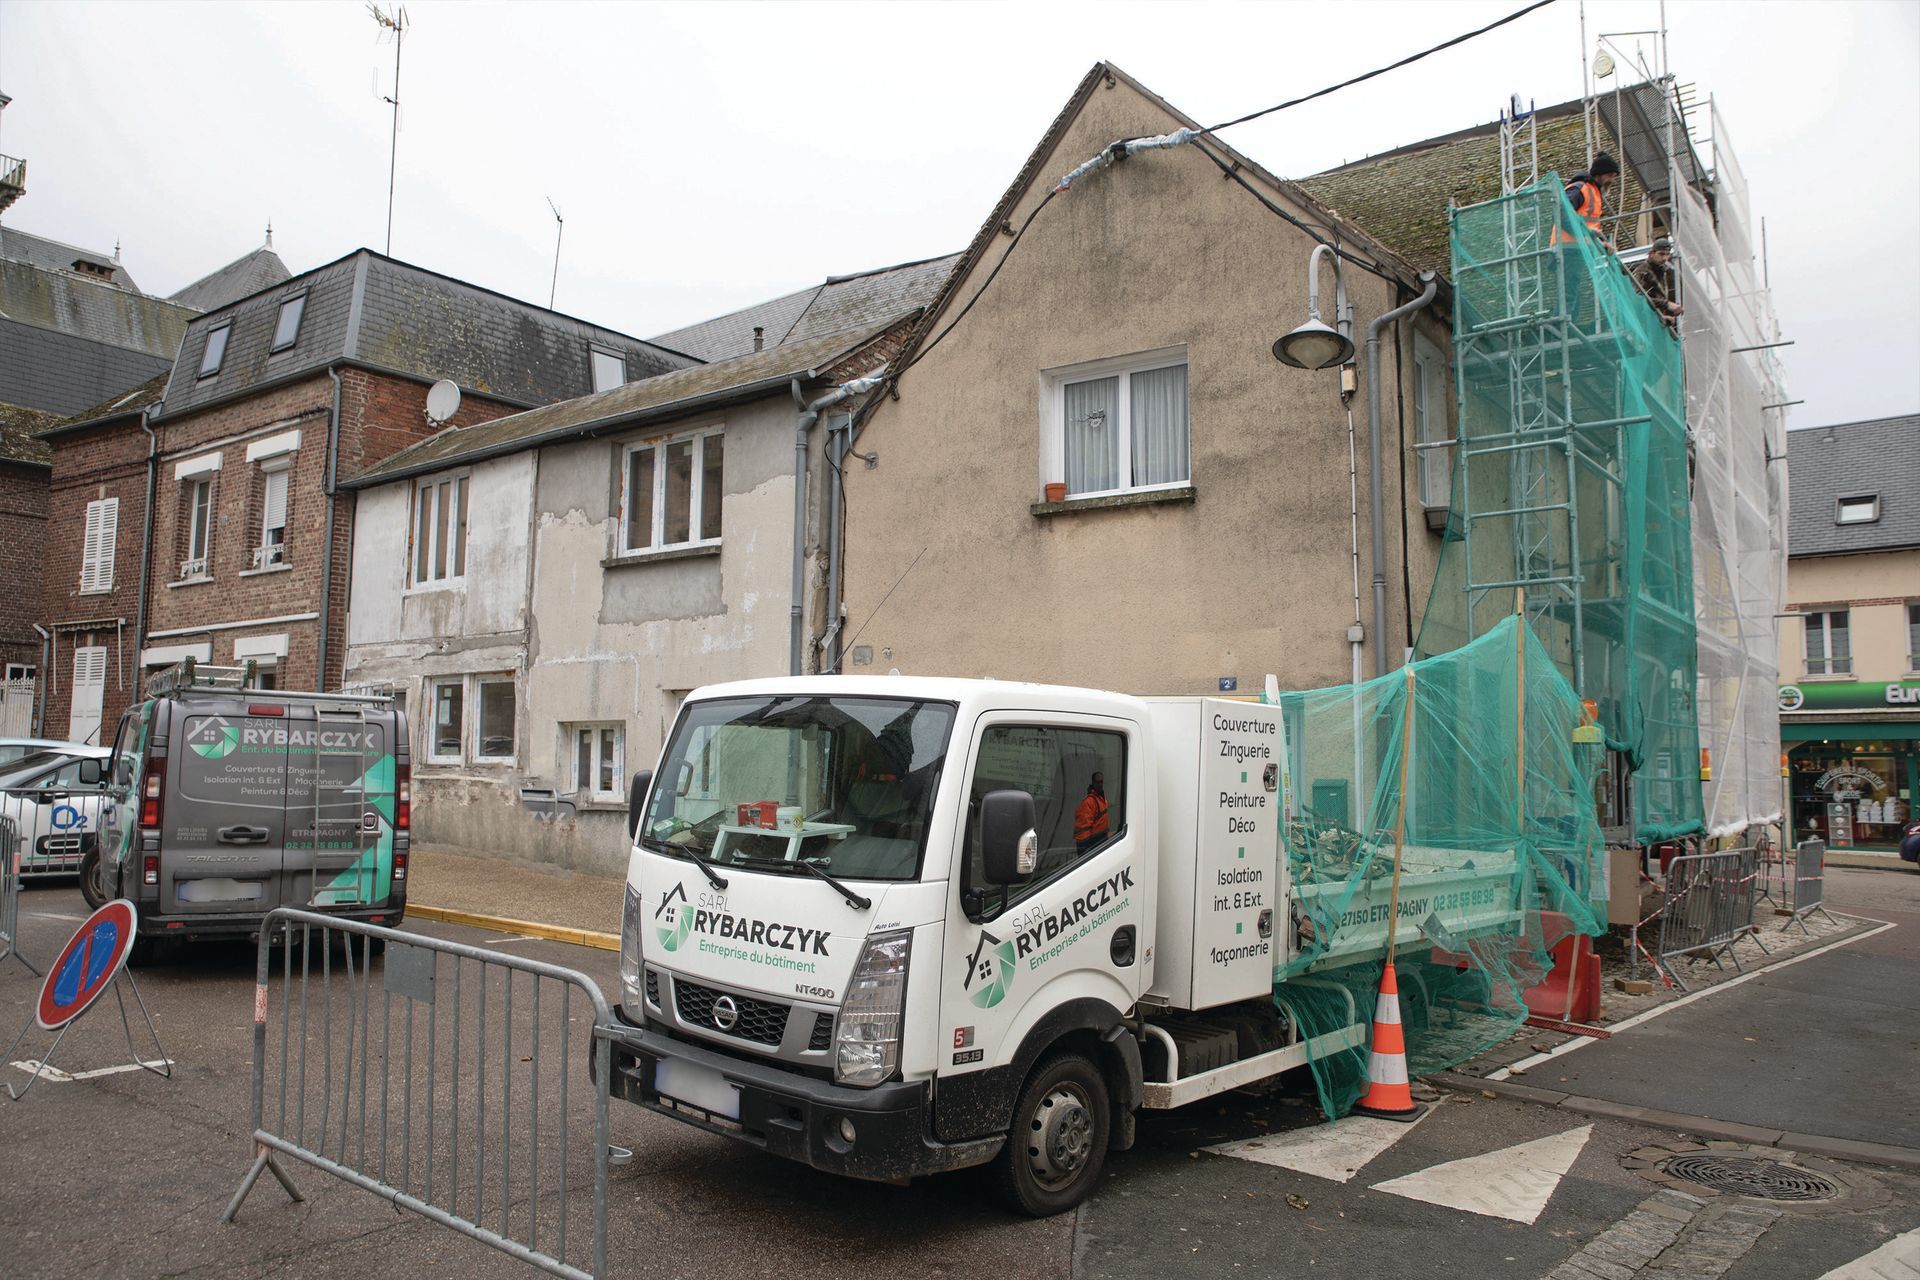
[
  {"xmin": 619, "ymin": 883, "xmax": 645, "ymax": 1017},
  {"xmin": 835, "ymin": 929, "xmax": 912, "ymax": 1087}
]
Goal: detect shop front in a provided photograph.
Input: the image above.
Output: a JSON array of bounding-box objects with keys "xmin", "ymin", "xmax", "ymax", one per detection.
[{"xmin": 1779, "ymin": 679, "xmax": 1920, "ymax": 851}]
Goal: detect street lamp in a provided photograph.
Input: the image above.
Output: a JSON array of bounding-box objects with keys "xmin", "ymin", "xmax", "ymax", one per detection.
[{"xmin": 1272, "ymin": 243, "xmax": 1356, "ymax": 369}]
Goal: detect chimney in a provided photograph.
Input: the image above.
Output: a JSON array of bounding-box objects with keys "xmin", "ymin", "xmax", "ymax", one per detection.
[{"xmin": 753, "ymin": 326, "xmax": 764, "ymax": 353}]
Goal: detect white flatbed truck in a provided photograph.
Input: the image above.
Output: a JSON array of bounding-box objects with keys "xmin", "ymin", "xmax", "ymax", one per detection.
[{"xmin": 605, "ymin": 675, "xmax": 1520, "ymax": 1215}]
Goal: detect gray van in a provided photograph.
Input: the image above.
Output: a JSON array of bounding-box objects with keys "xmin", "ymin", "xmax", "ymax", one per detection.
[{"xmin": 88, "ymin": 661, "xmax": 410, "ymax": 960}]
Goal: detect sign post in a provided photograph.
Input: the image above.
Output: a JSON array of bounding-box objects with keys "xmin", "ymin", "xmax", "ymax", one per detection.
[{"xmin": 2, "ymin": 899, "xmax": 170, "ymax": 1100}]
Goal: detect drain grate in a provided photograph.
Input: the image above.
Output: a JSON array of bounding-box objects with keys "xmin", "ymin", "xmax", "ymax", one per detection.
[{"xmin": 1659, "ymin": 1153, "xmax": 1840, "ymax": 1201}]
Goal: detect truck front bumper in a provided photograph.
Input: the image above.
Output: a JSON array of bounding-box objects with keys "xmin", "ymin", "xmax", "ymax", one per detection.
[{"xmin": 604, "ymin": 1009, "xmax": 1003, "ymax": 1184}]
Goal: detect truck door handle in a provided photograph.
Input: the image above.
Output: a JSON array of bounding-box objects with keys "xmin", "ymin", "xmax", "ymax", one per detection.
[
  {"xmin": 1110, "ymin": 926, "xmax": 1136, "ymax": 967},
  {"xmin": 218, "ymin": 825, "xmax": 270, "ymax": 845}
]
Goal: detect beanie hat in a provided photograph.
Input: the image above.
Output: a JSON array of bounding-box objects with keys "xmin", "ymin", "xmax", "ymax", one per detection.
[{"xmin": 1590, "ymin": 152, "xmax": 1621, "ymax": 177}]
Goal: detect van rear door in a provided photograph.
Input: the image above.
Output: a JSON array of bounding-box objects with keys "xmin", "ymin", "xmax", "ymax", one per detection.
[
  {"xmin": 283, "ymin": 702, "xmax": 398, "ymax": 910},
  {"xmin": 166, "ymin": 701, "xmax": 288, "ymax": 914}
]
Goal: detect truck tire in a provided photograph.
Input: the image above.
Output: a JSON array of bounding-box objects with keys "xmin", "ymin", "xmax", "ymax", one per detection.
[
  {"xmin": 992, "ymin": 1051, "xmax": 1111, "ymax": 1217},
  {"xmin": 78, "ymin": 845, "xmax": 116, "ymax": 910}
]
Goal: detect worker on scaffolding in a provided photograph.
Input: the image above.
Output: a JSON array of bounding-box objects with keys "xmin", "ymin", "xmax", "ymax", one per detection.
[
  {"xmin": 1634, "ymin": 237, "xmax": 1684, "ymax": 335},
  {"xmin": 1554, "ymin": 152, "xmax": 1621, "ymax": 330}
]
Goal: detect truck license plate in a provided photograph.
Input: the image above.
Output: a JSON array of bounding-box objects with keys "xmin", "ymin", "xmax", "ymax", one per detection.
[{"xmin": 655, "ymin": 1058, "xmax": 741, "ymax": 1120}]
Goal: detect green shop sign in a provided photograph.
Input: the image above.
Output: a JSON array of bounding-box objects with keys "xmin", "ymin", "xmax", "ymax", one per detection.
[{"xmin": 1779, "ymin": 680, "xmax": 1920, "ymax": 712}]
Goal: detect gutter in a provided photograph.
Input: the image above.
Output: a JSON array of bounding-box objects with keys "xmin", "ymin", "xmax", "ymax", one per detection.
[
  {"xmin": 133, "ymin": 405, "xmax": 158, "ymax": 673},
  {"xmin": 789, "ymin": 370, "xmax": 888, "ymax": 676},
  {"xmin": 1366, "ymin": 272, "xmax": 1438, "ymax": 677},
  {"xmin": 316, "ymin": 368, "xmax": 342, "ymax": 691}
]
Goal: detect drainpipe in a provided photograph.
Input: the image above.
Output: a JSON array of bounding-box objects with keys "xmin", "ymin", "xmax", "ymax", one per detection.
[
  {"xmin": 133, "ymin": 406, "xmax": 158, "ymax": 674},
  {"xmin": 820, "ymin": 413, "xmax": 851, "ymax": 673},
  {"xmin": 31, "ymin": 623, "xmax": 50, "ymax": 736},
  {"xmin": 1366, "ymin": 272, "xmax": 1437, "ymax": 677},
  {"xmin": 788, "ymin": 371, "xmax": 886, "ymax": 677},
  {"xmin": 316, "ymin": 368, "xmax": 343, "ymax": 692}
]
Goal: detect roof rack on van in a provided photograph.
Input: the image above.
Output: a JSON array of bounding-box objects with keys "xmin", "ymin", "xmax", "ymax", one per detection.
[{"xmin": 144, "ymin": 657, "xmax": 266, "ymax": 697}]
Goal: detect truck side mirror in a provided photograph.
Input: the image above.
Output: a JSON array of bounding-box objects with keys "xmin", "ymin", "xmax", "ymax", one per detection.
[
  {"xmin": 980, "ymin": 790, "xmax": 1038, "ymax": 885},
  {"xmin": 627, "ymin": 770, "xmax": 654, "ymax": 839},
  {"xmin": 78, "ymin": 758, "xmax": 106, "ymax": 788}
]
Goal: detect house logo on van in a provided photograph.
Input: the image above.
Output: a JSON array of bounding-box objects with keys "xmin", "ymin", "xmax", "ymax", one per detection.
[
  {"xmin": 655, "ymin": 882, "xmax": 693, "ymax": 952},
  {"xmin": 187, "ymin": 717, "xmax": 241, "ymax": 760},
  {"xmin": 963, "ymin": 929, "xmax": 1015, "ymax": 1009}
]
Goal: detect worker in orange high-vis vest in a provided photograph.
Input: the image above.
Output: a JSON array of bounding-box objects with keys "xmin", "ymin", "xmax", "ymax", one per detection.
[
  {"xmin": 1556, "ymin": 151, "xmax": 1621, "ymax": 327},
  {"xmin": 1074, "ymin": 772, "xmax": 1109, "ymax": 851}
]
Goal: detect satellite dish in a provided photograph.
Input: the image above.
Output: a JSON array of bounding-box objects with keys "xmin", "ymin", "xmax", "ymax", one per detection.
[{"xmin": 425, "ymin": 379, "xmax": 462, "ymax": 425}]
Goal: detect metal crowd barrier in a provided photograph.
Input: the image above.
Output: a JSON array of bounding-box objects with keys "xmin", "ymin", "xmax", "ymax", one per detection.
[
  {"xmin": 1651, "ymin": 847, "xmax": 1770, "ymax": 991},
  {"xmin": 0, "ymin": 785, "xmax": 101, "ymax": 879},
  {"xmin": 1786, "ymin": 838, "xmax": 1838, "ymax": 932},
  {"xmin": 0, "ymin": 834, "xmax": 29, "ymax": 973},
  {"xmin": 223, "ymin": 908, "xmax": 616, "ymax": 1280}
]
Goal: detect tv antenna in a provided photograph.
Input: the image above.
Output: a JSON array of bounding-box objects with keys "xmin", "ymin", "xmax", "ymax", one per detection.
[
  {"xmin": 546, "ymin": 197, "xmax": 563, "ymax": 308},
  {"xmin": 368, "ymin": 4, "xmax": 408, "ymax": 255}
]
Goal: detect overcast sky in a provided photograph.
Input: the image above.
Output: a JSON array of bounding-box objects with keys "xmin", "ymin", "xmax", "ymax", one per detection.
[{"xmin": 2, "ymin": 0, "xmax": 1914, "ymax": 430}]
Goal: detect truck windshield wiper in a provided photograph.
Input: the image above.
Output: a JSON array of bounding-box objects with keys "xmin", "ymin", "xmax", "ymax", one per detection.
[
  {"xmin": 639, "ymin": 835, "xmax": 728, "ymax": 890},
  {"xmin": 737, "ymin": 857, "xmax": 870, "ymax": 911}
]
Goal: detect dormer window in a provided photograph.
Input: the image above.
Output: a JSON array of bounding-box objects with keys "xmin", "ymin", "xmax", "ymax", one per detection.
[
  {"xmin": 1836, "ymin": 494, "xmax": 1879, "ymax": 525},
  {"xmin": 271, "ymin": 292, "xmax": 307, "ymax": 353},
  {"xmin": 590, "ymin": 346, "xmax": 626, "ymax": 394},
  {"xmin": 199, "ymin": 323, "xmax": 232, "ymax": 377}
]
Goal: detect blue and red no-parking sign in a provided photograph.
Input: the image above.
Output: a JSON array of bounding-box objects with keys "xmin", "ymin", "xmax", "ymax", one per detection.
[{"xmin": 36, "ymin": 900, "xmax": 138, "ymax": 1031}]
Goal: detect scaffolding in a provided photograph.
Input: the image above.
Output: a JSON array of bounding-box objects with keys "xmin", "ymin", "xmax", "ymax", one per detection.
[{"xmin": 1419, "ymin": 174, "xmax": 1701, "ymax": 844}]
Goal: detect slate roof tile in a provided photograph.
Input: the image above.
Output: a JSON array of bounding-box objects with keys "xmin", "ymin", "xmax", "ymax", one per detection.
[{"xmin": 1786, "ymin": 415, "xmax": 1920, "ymax": 557}]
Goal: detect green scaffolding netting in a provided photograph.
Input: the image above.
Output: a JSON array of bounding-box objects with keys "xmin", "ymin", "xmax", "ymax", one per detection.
[
  {"xmin": 1416, "ymin": 175, "xmax": 1703, "ymax": 844},
  {"xmin": 1273, "ymin": 615, "xmax": 1608, "ymax": 1119}
]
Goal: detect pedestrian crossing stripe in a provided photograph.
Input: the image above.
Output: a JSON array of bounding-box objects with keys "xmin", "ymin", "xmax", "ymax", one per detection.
[
  {"xmin": 1817, "ymin": 1225, "xmax": 1920, "ymax": 1280},
  {"xmin": 1370, "ymin": 1124, "xmax": 1593, "ymax": 1224}
]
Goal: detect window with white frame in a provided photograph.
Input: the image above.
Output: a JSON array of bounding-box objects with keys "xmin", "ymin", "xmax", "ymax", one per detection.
[
  {"xmin": 1907, "ymin": 603, "xmax": 1920, "ymax": 672},
  {"xmin": 568, "ymin": 723, "xmax": 624, "ymax": 800},
  {"xmin": 590, "ymin": 347, "xmax": 626, "ymax": 394},
  {"xmin": 428, "ymin": 678, "xmax": 464, "ymax": 762},
  {"xmin": 1412, "ymin": 333, "xmax": 1453, "ymax": 510},
  {"xmin": 180, "ymin": 476, "xmax": 214, "ymax": 580},
  {"xmin": 474, "ymin": 676, "xmax": 517, "ymax": 762},
  {"xmin": 254, "ymin": 464, "xmax": 290, "ymax": 568},
  {"xmin": 79, "ymin": 497, "xmax": 119, "ymax": 593},
  {"xmin": 621, "ymin": 430, "xmax": 723, "ymax": 553},
  {"xmin": 1045, "ymin": 350, "xmax": 1189, "ymax": 498},
  {"xmin": 411, "ymin": 473, "xmax": 469, "ymax": 585},
  {"xmin": 1804, "ymin": 610, "xmax": 1851, "ymax": 677}
]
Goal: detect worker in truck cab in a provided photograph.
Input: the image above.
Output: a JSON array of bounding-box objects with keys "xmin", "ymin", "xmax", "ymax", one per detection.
[{"xmin": 1075, "ymin": 772, "xmax": 1109, "ymax": 851}]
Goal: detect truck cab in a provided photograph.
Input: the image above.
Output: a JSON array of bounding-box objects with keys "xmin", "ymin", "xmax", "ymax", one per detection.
[{"xmin": 607, "ymin": 674, "xmax": 1360, "ymax": 1214}]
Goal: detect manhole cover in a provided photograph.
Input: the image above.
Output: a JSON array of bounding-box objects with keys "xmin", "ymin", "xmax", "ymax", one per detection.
[{"xmin": 1659, "ymin": 1152, "xmax": 1840, "ymax": 1201}]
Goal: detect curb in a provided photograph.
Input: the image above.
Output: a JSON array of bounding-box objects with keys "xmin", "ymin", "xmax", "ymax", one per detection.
[
  {"xmin": 406, "ymin": 903, "xmax": 620, "ymax": 952},
  {"xmin": 1428, "ymin": 1071, "xmax": 1920, "ymax": 1173}
]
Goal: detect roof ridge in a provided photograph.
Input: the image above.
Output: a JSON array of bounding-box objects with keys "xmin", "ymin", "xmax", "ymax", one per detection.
[{"xmin": 0, "ymin": 224, "xmax": 121, "ymax": 266}]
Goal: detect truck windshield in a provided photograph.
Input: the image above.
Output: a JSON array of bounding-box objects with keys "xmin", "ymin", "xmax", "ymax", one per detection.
[{"xmin": 641, "ymin": 695, "xmax": 957, "ymax": 883}]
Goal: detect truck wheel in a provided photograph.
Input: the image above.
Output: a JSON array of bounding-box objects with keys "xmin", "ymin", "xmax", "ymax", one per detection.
[
  {"xmin": 993, "ymin": 1051, "xmax": 1111, "ymax": 1217},
  {"xmin": 78, "ymin": 845, "xmax": 115, "ymax": 910}
]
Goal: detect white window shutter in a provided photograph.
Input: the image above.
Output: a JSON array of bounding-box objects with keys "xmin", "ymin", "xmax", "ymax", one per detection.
[
  {"xmin": 263, "ymin": 469, "xmax": 289, "ymax": 531},
  {"xmin": 69, "ymin": 646, "xmax": 107, "ymax": 744},
  {"xmin": 79, "ymin": 498, "xmax": 118, "ymax": 592}
]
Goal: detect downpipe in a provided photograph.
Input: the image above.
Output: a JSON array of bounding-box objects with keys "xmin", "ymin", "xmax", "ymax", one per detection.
[
  {"xmin": 788, "ymin": 372, "xmax": 886, "ymax": 677},
  {"xmin": 316, "ymin": 368, "xmax": 342, "ymax": 692},
  {"xmin": 1366, "ymin": 272, "xmax": 1437, "ymax": 677}
]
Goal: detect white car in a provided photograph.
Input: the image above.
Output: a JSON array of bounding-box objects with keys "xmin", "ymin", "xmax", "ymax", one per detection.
[{"xmin": 0, "ymin": 745, "xmax": 112, "ymax": 878}]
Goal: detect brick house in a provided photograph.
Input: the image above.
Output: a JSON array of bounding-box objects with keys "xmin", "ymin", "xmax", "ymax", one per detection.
[
  {"xmin": 0, "ymin": 400, "xmax": 56, "ymax": 734},
  {"xmin": 32, "ymin": 376, "xmax": 166, "ymax": 743},
  {"xmin": 126, "ymin": 249, "xmax": 693, "ymax": 697}
]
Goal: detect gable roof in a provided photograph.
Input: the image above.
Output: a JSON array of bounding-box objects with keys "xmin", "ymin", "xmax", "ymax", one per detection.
[
  {"xmin": 0, "ymin": 401, "xmax": 60, "ymax": 467},
  {"xmin": 159, "ymin": 249, "xmax": 696, "ymax": 419},
  {"xmin": 0, "ymin": 225, "xmax": 141, "ymax": 291},
  {"xmin": 1787, "ymin": 415, "xmax": 1920, "ymax": 558},
  {"xmin": 346, "ymin": 318, "xmax": 904, "ymax": 490},
  {"xmin": 168, "ymin": 243, "xmax": 292, "ymax": 312},
  {"xmin": 870, "ymin": 62, "xmax": 1431, "ymax": 411},
  {"xmin": 650, "ymin": 253, "xmax": 960, "ymax": 362}
]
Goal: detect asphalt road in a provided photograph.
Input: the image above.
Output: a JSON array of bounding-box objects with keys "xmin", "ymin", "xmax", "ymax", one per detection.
[{"xmin": 2, "ymin": 875, "xmax": 1915, "ymax": 1280}]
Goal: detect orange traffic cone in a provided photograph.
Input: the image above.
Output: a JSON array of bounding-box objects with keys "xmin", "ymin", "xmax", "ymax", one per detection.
[{"xmin": 1352, "ymin": 961, "xmax": 1424, "ymax": 1122}]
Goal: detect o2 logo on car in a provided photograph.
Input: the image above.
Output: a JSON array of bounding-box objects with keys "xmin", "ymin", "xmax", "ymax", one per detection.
[
  {"xmin": 963, "ymin": 930, "xmax": 1015, "ymax": 1009},
  {"xmin": 655, "ymin": 882, "xmax": 693, "ymax": 952}
]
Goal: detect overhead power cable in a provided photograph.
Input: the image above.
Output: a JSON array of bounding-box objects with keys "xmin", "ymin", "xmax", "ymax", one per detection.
[{"xmin": 893, "ymin": 0, "xmax": 1559, "ymax": 382}]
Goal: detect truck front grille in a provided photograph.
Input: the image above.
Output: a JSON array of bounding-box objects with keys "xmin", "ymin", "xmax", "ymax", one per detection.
[
  {"xmin": 808, "ymin": 1013, "xmax": 834, "ymax": 1051},
  {"xmin": 673, "ymin": 977, "xmax": 787, "ymax": 1046}
]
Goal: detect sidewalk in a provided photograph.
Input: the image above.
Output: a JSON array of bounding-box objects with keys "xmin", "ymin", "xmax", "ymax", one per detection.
[{"xmin": 406, "ymin": 844, "xmax": 624, "ymax": 944}]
